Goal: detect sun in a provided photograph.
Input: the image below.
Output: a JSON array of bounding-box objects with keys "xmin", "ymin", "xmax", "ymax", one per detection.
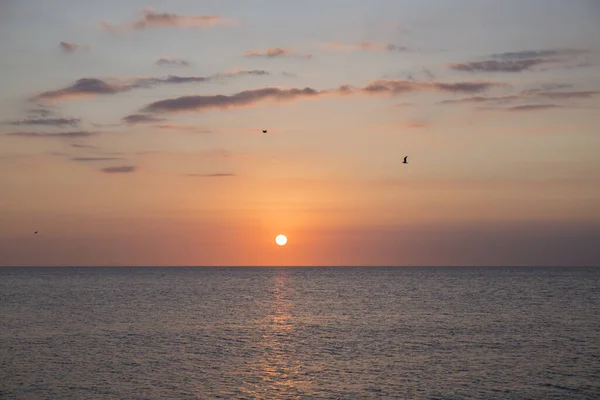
[{"xmin": 275, "ymin": 234, "xmax": 288, "ymax": 246}]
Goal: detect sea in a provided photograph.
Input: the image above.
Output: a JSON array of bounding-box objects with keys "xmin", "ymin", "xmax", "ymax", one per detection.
[{"xmin": 1, "ymin": 267, "xmax": 599, "ymax": 399}]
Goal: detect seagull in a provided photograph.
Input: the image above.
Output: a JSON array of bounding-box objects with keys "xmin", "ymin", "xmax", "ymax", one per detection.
[{"xmin": 403, "ymin": 156, "xmax": 408, "ymax": 164}]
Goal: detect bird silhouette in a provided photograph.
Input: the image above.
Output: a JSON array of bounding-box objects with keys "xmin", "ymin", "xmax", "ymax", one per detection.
[
  {"xmin": 34, "ymin": 231, "xmax": 38, "ymax": 234},
  {"xmin": 262, "ymin": 129, "xmax": 267, "ymax": 134},
  {"xmin": 403, "ymin": 156, "xmax": 408, "ymax": 164}
]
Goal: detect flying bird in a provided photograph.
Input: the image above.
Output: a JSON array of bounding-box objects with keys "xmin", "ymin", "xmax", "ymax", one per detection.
[
  {"xmin": 403, "ymin": 156, "xmax": 408, "ymax": 164},
  {"xmin": 262, "ymin": 130, "xmax": 267, "ymax": 134},
  {"xmin": 34, "ymin": 231, "xmax": 38, "ymax": 234}
]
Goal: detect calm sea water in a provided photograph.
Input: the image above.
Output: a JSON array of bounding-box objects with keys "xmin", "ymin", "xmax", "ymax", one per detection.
[{"xmin": 1, "ymin": 267, "xmax": 599, "ymax": 399}]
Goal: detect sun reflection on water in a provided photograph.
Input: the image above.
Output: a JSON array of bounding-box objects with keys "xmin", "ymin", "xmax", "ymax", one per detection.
[{"xmin": 239, "ymin": 270, "xmax": 312, "ymax": 398}]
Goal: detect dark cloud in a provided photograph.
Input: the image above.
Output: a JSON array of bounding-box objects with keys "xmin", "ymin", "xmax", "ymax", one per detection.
[
  {"xmin": 101, "ymin": 166, "xmax": 136, "ymax": 173},
  {"xmin": 441, "ymin": 90, "xmax": 600, "ymax": 106},
  {"xmin": 491, "ymin": 49, "xmax": 588, "ymax": 60},
  {"xmin": 33, "ymin": 70, "xmax": 272, "ymax": 101},
  {"xmin": 361, "ymin": 80, "xmax": 505, "ymax": 94},
  {"xmin": 102, "ymin": 8, "xmax": 232, "ymax": 32},
  {"xmin": 138, "ymin": 79, "xmax": 505, "ymax": 114},
  {"xmin": 244, "ymin": 47, "xmax": 312, "ymax": 59},
  {"xmin": 321, "ymin": 42, "xmax": 408, "ymax": 53},
  {"xmin": 440, "ymin": 95, "xmax": 520, "ymax": 104},
  {"xmin": 156, "ymin": 57, "xmax": 191, "ymax": 67},
  {"xmin": 505, "ymin": 104, "xmax": 561, "ymax": 111},
  {"xmin": 33, "ymin": 78, "xmax": 133, "ymax": 101},
  {"xmin": 186, "ymin": 173, "xmax": 236, "ymax": 177},
  {"xmin": 122, "ymin": 114, "xmax": 167, "ymax": 124},
  {"xmin": 449, "ymin": 59, "xmax": 550, "ymax": 73},
  {"xmin": 71, "ymin": 157, "xmax": 123, "ymax": 162},
  {"xmin": 450, "ymin": 49, "xmax": 591, "ymax": 74},
  {"xmin": 6, "ymin": 131, "xmax": 97, "ymax": 138},
  {"xmin": 532, "ymin": 90, "xmax": 600, "ymax": 100},
  {"xmin": 70, "ymin": 142, "xmax": 98, "ymax": 149},
  {"xmin": 7, "ymin": 118, "xmax": 80, "ymax": 126},
  {"xmin": 60, "ymin": 41, "xmax": 89, "ymax": 53},
  {"xmin": 142, "ymin": 87, "xmax": 321, "ymax": 113}
]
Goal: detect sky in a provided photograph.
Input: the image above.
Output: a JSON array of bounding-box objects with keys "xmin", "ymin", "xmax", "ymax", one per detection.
[{"xmin": 1, "ymin": 0, "xmax": 600, "ymax": 266}]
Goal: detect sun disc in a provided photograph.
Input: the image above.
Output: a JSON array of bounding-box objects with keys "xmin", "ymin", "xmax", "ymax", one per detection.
[{"xmin": 275, "ymin": 234, "xmax": 287, "ymax": 246}]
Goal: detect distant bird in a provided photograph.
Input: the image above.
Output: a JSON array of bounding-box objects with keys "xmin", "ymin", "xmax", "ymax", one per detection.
[
  {"xmin": 262, "ymin": 129, "xmax": 267, "ymax": 134},
  {"xmin": 34, "ymin": 231, "xmax": 38, "ymax": 234},
  {"xmin": 403, "ymin": 156, "xmax": 408, "ymax": 164}
]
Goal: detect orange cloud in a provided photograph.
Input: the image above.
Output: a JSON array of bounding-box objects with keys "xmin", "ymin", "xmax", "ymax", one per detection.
[{"xmin": 101, "ymin": 8, "xmax": 233, "ymax": 32}]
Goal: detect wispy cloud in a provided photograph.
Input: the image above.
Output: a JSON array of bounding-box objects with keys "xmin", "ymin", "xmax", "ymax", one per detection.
[
  {"xmin": 441, "ymin": 90, "xmax": 600, "ymax": 106},
  {"xmin": 504, "ymin": 104, "xmax": 562, "ymax": 112},
  {"xmin": 70, "ymin": 142, "xmax": 99, "ymax": 149},
  {"xmin": 359, "ymin": 79, "xmax": 506, "ymax": 95},
  {"xmin": 101, "ymin": 166, "xmax": 136, "ymax": 173},
  {"xmin": 33, "ymin": 70, "xmax": 272, "ymax": 101},
  {"xmin": 440, "ymin": 95, "xmax": 520, "ymax": 105},
  {"xmin": 122, "ymin": 114, "xmax": 167, "ymax": 124},
  {"xmin": 71, "ymin": 157, "xmax": 123, "ymax": 162},
  {"xmin": 60, "ymin": 41, "xmax": 90, "ymax": 53},
  {"xmin": 186, "ymin": 173, "xmax": 236, "ymax": 177},
  {"xmin": 243, "ymin": 47, "xmax": 312, "ymax": 59},
  {"xmin": 137, "ymin": 79, "xmax": 505, "ymax": 114},
  {"xmin": 101, "ymin": 8, "xmax": 233, "ymax": 32},
  {"xmin": 450, "ymin": 48, "xmax": 592, "ymax": 73},
  {"xmin": 321, "ymin": 42, "xmax": 407, "ymax": 52},
  {"xmin": 33, "ymin": 78, "xmax": 133, "ymax": 101},
  {"xmin": 6, "ymin": 131, "xmax": 97, "ymax": 138},
  {"xmin": 156, "ymin": 57, "xmax": 191, "ymax": 67},
  {"xmin": 6, "ymin": 117, "xmax": 80, "ymax": 126},
  {"xmin": 154, "ymin": 123, "xmax": 214, "ymax": 134},
  {"xmin": 449, "ymin": 59, "xmax": 550, "ymax": 73},
  {"xmin": 491, "ymin": 48, "xmax": 588, "ymax": 60},
  {"xmin": 532, "ymin": 90, "xmax": 600, "ymax": 99}
]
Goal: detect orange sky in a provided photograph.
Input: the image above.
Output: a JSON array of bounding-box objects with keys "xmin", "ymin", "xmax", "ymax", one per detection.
[{"xmin": 1, "ymin": 0, "xmax": 600, "ymax": 265}]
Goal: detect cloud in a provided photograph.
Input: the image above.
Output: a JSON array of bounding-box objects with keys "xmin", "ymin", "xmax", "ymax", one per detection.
[
  {"xmin": 33, "ymin": 70, "xmax": 272, "ymax": 101},
  {"xmin": 186, "ymin": 173, "xmax": 236, "ymax": 177},
  {"xmin": 156, "ymin": 57, "xmax": 191, "ymax": 67},
  {"xmin": 392, "ymin": 102, "xmax": 415, "ymax": 108},
  {"xmin": 440, "ymin": 95, "xmax": 520, "ymax": 104},
  {"xmin": 71, "ymin": 157, "xmax": 123, "ymax": 162},
  {"xmin": 505, "ymin": 104, "xmax": 562, "ymax": 111},
  {"xmin": 153, "ymin": 123, "xmax": 214, "ymax": 134},
  {"xmin": 450, "ymin": 48, "xmax": 591, "ymax": 74},
  {"xmin": 122, "ymin": 114, "xmax": 167, "ymax": 124},
  {"xmin": 6, "ymin": 117, "xmax": 80, "ymax": 126},
  {"xmin": 6, "ymin": 131, "xmax": 97, "ymax": 138},
  {"xmin": 70, "ymin": 142, "xmax": 98, "ymax": 149},
  {"xmin": 102, "ymin": 8, "xmax": 233, "ymax": 32},
  {"xmin": 360, "ymin": 79, "xmax": 506, "ymax": 95},
  {"xmin": 33, "ymin": 78, "xmax": 133, "ymax": 101},
  {"xmin": 491, "ymin": 49, "xmax": 588, "ymax": 60},
  {"xmin": 60, "ymin": 41, "xmax": 90, "ymax": 53},
  {"xmin": 101, "ymin": 166, "xmax": 136, "ymax": 173},
  {"xmin": 532, "ymin": 90, "xmax": 600, "ymax": 100},
  {"xmin": 138, "ymin": 79, "xmax": 505, "ymax": 114},
  {"xmin": 449, "ymin": 59, "xmax": 550, "ymax": 73},
  {"xmin": 244, "ymin": 47, "xmax": 312, "ymax": 59},
  {"xmin": 141, "ymin": 87, "xmax": 321, "ymax": 113},
  {"xmin": 321, "ymin": 42, "xmax": 407, "ymax": 53},
  {"xmin": 441, "ymin": 90, "xmax": 600, "ymax": 106}
]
